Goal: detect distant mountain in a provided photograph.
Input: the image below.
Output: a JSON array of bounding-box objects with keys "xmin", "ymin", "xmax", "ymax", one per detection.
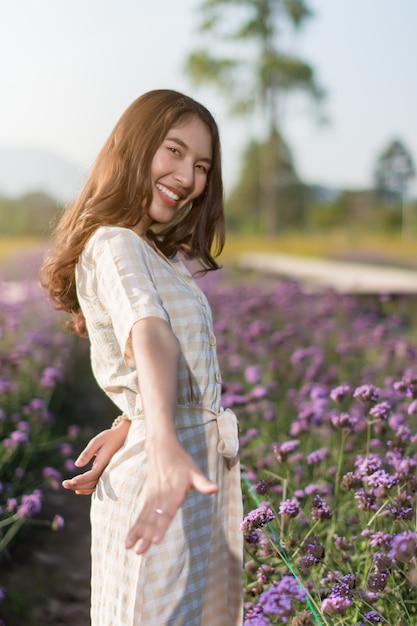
[{"xmin": 0, "ymin": 148, "xmax": 87, "ymax": 204}]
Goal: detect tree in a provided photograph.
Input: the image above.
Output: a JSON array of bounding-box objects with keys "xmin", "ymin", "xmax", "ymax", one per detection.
[
  {"xmin": 185, "ymin": 0, "xmax": 325, "ymax": 232},
  {"xmin": 226, "ymin": 130, "xmax": 304, "ymax": 232},
  {"xmin": 374, "ymin": 139, "xmax": 416, "ymax": 238}
]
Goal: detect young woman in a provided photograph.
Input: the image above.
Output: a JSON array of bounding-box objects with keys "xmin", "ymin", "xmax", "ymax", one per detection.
[{"xmin": 41, "ymin": 90, "xmax": 243, "ymax": 625}]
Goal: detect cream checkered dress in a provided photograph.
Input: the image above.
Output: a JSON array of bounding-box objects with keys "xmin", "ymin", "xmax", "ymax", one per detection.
[{"xmin": 76, "ymin": 226, "xmax": 243, "ymax": 626}]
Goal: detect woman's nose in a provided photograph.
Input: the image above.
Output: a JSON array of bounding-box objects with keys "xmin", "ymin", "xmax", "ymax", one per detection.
[{"xmin": 174, "ymin": 160, "xmax": 194, "ymax": 189}]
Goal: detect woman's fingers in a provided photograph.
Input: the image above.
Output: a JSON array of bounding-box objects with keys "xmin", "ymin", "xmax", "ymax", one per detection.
[
  {"xmin": 74, "ymin": 434, "xmax": 104, "ymax": 467},
  {"xmin": 62, "ymin": 468, "xmax": 100, "ymax": 494},
  {"xmin": 126, "ymin": 504, "xmax": 173, "ymax": 553},
  {"xmin": 190, "ymin": 470, "xmax": 219, "ymax": 495}
]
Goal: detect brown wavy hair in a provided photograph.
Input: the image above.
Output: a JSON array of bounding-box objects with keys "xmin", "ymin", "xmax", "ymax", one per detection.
[{"xmin": 40, "ymin": 89, "xmax": 225, "ymax": 337}]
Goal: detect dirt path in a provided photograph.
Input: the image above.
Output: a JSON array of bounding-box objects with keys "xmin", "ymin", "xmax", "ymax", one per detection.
[{"xmin": 239, "ymin": 252, "xmax": 417, "ymax": 293}]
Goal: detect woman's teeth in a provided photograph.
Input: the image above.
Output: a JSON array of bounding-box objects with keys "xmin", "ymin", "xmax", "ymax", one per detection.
[{"xmin": 157, "ymin": 184, "xmax": 180, "ymax": 201}]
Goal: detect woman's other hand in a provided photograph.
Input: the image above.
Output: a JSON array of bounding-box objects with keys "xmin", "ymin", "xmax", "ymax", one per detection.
[{"xmin": 62, "ymin": 419, "xmax": 130, "ymax": 495}]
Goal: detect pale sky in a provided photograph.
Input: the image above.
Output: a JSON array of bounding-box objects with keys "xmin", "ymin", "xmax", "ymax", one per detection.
[{"xmin": 1, "ymin": 0, "xmax": 416, "ymax": 196}]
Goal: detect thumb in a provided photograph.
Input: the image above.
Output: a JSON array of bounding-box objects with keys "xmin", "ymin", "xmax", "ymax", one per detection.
[{"xmin": 192, "ymin": 471, "xmax": 219, "ymax": 495}]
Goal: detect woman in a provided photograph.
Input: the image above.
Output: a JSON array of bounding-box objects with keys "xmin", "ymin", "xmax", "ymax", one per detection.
[{"xmin": 41, "ymin": 89, "xmax": 243, "ymax": 625}]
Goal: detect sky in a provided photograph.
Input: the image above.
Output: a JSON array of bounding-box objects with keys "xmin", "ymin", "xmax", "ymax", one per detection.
[{"xmin": 1, "ymin": 0, "xmax": 416, "ymax": 198}]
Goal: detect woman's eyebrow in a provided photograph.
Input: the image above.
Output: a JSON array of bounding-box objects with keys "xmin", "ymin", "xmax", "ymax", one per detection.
[{"xmin": 166, "ymin": 136, "xmax": 212, "ymax": 164}]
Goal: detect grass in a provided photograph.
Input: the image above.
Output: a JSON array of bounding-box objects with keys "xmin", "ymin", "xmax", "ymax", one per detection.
[
  {"xmin": 1, "ymin": 229, "xmax": 416, "ymax": 270},
  {"xmin": 0, "ymin": 236, "xmax": 47, "ymax": 264},
  {"xmin": 220, "ymin": 228, "xmax": 417, "ymax": 268}
]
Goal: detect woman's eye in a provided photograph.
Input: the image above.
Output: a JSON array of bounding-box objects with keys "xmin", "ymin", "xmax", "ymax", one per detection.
[
  {"xmin": 169, "ymin": 147, "xmax": 180, "ymax": 155},
  {"xmin": 196, "ymin": 164, "xmax": 208, "ymax": 173}
]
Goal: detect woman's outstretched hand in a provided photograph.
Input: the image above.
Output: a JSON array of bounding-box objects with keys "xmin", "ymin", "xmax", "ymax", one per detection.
[
  {"xmin": 62, "ymin": 420, "xmax": 130, "ymax": 495},
  {"xmin": 125, "ymin": 434, "xmax": 218, "ymax": 555}
]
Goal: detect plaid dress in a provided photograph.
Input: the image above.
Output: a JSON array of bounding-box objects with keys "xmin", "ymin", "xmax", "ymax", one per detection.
[{"xmin": 76, "ymin": 226, "xmax": 243, "ymax": 626}]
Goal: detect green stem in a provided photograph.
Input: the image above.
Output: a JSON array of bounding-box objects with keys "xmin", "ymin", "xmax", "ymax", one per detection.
[{"xmin": 0, "ymin": 518, "xmax": 25, "ymax": 553}]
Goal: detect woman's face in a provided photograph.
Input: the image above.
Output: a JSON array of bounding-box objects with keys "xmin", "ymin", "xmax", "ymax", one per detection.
[{"xmin": 138, "ymin": 115, "xmax": 212, "ymax": 233}]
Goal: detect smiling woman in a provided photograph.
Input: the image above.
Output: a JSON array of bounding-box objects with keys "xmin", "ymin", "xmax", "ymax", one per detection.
[
  {"xmin": 39, "ymin": 89, "xmax": 243, "ymax": 626},
  {"xmin": 143, "ymin": 116, "xmax": 212, "ymax": 230}
]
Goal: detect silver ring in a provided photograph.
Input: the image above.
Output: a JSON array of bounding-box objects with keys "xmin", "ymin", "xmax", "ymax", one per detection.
[{"xmin": 154, "ymin": 508, "xmax": 163, "ymax": 515}]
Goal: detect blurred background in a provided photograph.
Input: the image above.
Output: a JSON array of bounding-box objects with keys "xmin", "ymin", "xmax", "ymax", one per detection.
[{"xmin": 1, "ymin": 0, "xmax": 416, "ymax": 265}]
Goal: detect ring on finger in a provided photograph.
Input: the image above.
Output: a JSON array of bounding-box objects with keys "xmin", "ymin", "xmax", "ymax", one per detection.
[{"xmin": 153, "ymin": 508, "xmax": 163, "ymax": 515}]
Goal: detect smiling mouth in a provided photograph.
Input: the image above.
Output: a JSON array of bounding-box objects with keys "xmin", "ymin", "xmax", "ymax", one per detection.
[{"xmin": 156, "ymin": 183, "xmax": 182, "ymax": 202}]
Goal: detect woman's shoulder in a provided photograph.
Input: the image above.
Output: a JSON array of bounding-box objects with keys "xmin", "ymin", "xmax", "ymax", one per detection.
[{"xmin": 86, "ymin": 226, "xmax": 147, "ymax": 257}]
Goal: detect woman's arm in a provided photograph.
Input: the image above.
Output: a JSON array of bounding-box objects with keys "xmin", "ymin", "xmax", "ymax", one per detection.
[
  {"xmin": 62, "ymin": 419, "xmax": 131, "ymax": 495},
  {"xmin": 125, "ymin": 317, "xmax": 218, "ymax": 555}
]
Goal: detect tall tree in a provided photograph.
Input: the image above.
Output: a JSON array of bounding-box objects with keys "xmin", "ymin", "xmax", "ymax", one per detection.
[
  {"xmin": 185, "ymin": 0, "xmax": 325, "ymax": 232},
  {"xmin": 374, "ymin": 139, "xmax": 416, "ymax": 238}
]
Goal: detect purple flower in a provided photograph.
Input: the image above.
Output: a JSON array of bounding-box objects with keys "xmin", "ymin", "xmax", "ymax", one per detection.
[
  {"xmin": 369, "ymin": 401, "xmax": 391, "ymax": 420},
  {"xmin": 407, "ymin": 399, "xmax": 417, "ymax": 415},
  {"xmin": 241, "ymin": 503, "xmax": 275, "ymax": 536},
  {"xmin": 273, "ymin": 440, "xmax": 300, "ymax": 462},
  {"xmin": 368, "ymin": 531, "xmax": 392, "ymax": 550},
  {"xmin": 67, "ymin": 424, "xmax": 81, "ymax": 439},
  {"xmin": 257, "ymin": 576, "xmax": 306, "ymax": 621},
  {"xmin": 17, "ymin": 490, "xmax": 42, "ymax": 519},
  {"xmin": 60, "ymin": 443, "xmax": 73, "ymax": 457},
  {"xmin": 389, "ymin": 531, "xmax": 417, "ymax": 562},
  {"xmin": 366, "ymin": 571, "xmax": 388, "ymax": 592},
  {"xmin": 322, "ymin": 595, "xmax": 351, "ymax": 615},
  {"xmin": 387, "ymin": 493, "xmax": 414, "ymax": 520},
  {"xmin": 355, "ymin": 454, "xmax": 382, "ymax": 476},
  {"xmin": 245, "ymin": 365, "xmax": 262, "ymax": 384},
  {"xmin": 307, "ymin": 447, "xmax": 329, "ymax": 465},
  {"xmin": 10, "ymin": 430, "xmax": 28, "ymax": 445},
  {"xmin": 341, "ymin": 472, "xmax": 361, "ymax": 491},
  {"xmin": 255, "ymin": 479, "xmax": 275, "ymax": 495},
  {"xmin": 40, "ymin": 366, "xmax": 63, "ymax": 388},
  {"xmin": 279, "ymin": 498, "xmax": 300, "ymax": 519},
  {"xmin": 51, "ymin": 514, "xmax": 65, "ymax": 531},
  {"xmin": 311, "ymin": 494, "xmax": 333, "ymax": 521},
  {"xmin": 6, "ymin": 498, "xmax": 17, "ymax": 512},
  {"xmin": 330, "ymin": 411, "xmax": 356, "ymax": 431},
  {"xmin": 330, "ymin": 384, "xmax": 352, "ymax": 402},
  {"xmin": 43, "ymin": 466, "xmax": 62, "ymax": 490},
  {"xmin": 354, "ymin": 488, "xmax": 377, "ymax": 511},
  {"xmin": 244, "ymin": 609, "xmax": 270, "ymax": 625},
  {"xmin": 0, "ymin": 586, "xmax": 5, "ymax": 602},
  {"xmin": 367, "ymin": 470, "xmax": 398, "ymax": 490},
  {"xmin": 362, "ymin": 611, "xmax": 385, "ymax": 624},
  {"xmin": 353, "ymin": 384, "xmax": 380, "ymax": 403},
  {"xmin": 334, "ymin": 536, "xmax": 353, "ymax": 551}
]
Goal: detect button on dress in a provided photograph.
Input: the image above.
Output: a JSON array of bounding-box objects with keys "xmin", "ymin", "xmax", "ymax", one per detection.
[{"xmin": 75, "ymin": 226, "xmax": 243, "ymax": 626}]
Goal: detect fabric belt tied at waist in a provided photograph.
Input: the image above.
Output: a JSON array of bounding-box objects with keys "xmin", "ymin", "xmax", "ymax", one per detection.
[
  {"xmin": 130, "ymin": 405, "xmax": 240, "ymax": 459},
  {"xmin": 215, "ymin": 407, "xmax": 240, "ymax": 459}
]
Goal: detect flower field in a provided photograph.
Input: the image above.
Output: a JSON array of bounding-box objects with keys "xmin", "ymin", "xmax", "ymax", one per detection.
[
  {"xmin": 2, "ymin": 247, "xmax": 417, "ymax": 625},
  {"xmin": 200, "ymin": 268, "xmax": 417, "ymax": 626},
  {"xmin": 0, "ymin": 253, "xmax": 85, "ymax": 620}
]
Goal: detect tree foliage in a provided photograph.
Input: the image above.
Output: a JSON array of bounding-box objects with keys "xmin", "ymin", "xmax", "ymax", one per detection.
[
  {"xmin": 185, "ymin": 0, "xmax": 324, "ymax": 133},
  {"xmin": 374, "ymin": 139, "xmax": 415, "ymax": 202},
  {"xmin": 184, "ymin": 0, "xmax": 325, "ymax": 233},
  {"xmin": 0, "ymin": 192, "xmax": 60, "ymax": 236},
  {"xmin": 226, "ymin": 131, "xmax": 305, "ymax": 232}
]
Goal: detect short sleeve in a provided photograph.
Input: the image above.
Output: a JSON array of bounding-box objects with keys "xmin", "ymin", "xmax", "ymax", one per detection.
[{"xmin": 87, "ymin": 227, "xmax": 169, "ymax": 364}]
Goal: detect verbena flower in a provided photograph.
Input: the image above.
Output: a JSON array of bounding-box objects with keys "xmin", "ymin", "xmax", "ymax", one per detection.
[
  {"xmin": 389, "ymin": 531, "xmax": 417, "ymax": 562},
  {"xmin": 330, "ymin": 384, "xmax": 352, "ymax": 402},
  {"xmin": 311, "ymin": 494, "xmax": 333, "ymax": 521},
  {"xmin": 279, "ymin": 498, "xmax": 301, "ymax": 519},
  {"xmin": 241, "ymin": 503, "xmax": 275, "ymax": 537},
  {"xmin": 353, "ymin": 384, "xmax": 380, "ymax": 403}
]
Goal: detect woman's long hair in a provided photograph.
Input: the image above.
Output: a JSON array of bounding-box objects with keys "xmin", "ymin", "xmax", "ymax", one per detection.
[{"xmin": 40, "ymin": 90, "xmax": 225, "ymax": 336}]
